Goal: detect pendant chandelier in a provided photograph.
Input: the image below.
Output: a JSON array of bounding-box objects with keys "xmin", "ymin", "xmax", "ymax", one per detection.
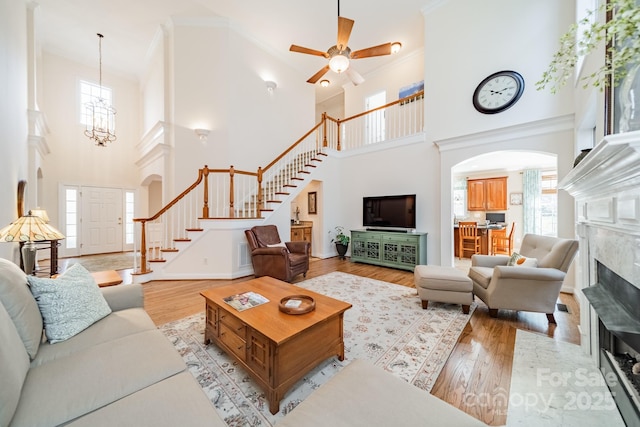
[{"xmin": 84, "ymin": 33, "xmax": 116, "ymax": 146}]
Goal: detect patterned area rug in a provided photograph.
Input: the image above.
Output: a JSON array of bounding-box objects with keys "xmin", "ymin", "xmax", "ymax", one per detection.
[
  {"xmin": 160, "ymin": 271, "xmax": 475, "ymax": 426},
  {"xmin": 66, "ymin": 252, "xmax": 137, "ymax": 272}
]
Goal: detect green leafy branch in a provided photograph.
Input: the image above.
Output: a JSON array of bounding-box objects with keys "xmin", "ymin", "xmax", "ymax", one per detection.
[{"xmin": 536, "ymin": 0, "xmax": 640, "ymax": 93}]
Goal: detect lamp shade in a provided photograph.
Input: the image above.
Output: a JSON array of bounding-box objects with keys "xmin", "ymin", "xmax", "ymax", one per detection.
[
  {"xmin": 329, "ymin": 53, "xmax": 350, "ymax": 73},
  {"xmin": 0, "ymin": 211, "xmax": 65, "ymax": 243},
  {"xmin": 30, "ymin": 209, "xmax": 49, "ymax": 223}
]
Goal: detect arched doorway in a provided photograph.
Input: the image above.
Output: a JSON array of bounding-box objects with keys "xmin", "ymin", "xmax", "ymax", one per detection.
[{"xmin": 451, "ymin": 150, "xmax": 557, "ymax": 263}]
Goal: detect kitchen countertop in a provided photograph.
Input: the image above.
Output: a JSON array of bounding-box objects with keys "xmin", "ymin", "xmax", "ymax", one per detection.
[
  {"xmin": 291, "ymin": 221, "xmax": 313, "ymax": 229},
  {"xmin": 454, "ymin": 223, "xmax": 505, "ymax": 230}
]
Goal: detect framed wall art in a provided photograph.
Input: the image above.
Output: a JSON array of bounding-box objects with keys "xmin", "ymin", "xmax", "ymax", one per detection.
[{"xmin": 308, "ymin": 192, "xmax": 317, "ymax": 214}]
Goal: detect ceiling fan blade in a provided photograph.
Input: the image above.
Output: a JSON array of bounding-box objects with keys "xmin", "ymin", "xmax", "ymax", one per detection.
[
  {"xmin": 346, "ymin": 68, "xmax": 365, "ymax": 86},
  {"xmin": 350, "ymin": 42, "xmax": 392, "ymax": 59},
  {"xmin": 307, "ymin": 65, "xmax": 331, "ymax": 84},
  {"xmin": 290, "ymin": 44, "xmax": 329, "ymax": 58},
  {"xmin": 337, "ymin": 16, "xmax": 354, "ymax": 51}
]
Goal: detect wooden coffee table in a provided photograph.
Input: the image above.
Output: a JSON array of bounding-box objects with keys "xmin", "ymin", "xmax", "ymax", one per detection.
[{"xmin": 201, "ymin": 276, "xmax": 352, "ymax": 414}]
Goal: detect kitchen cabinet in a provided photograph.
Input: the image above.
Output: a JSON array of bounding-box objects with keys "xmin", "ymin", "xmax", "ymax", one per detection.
[
  {"xmin": 290, "ymin": 221, "xmax": 312, "ymax": 247},
  {"xmin": 467, "ymin": 177, "xmax": 507, "ymax": 211}
]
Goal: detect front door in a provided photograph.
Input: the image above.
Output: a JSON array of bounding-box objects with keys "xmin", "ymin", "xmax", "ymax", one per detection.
[{"xmin": 81, "ymin": 187, "xmax": 123, "ymax": 255}]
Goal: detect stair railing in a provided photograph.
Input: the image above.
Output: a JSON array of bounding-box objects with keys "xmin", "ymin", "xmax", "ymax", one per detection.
[
  {"xmin": 133, "ymin": 90, "xmax": 424, "ymax": 274},
  {"xmin": 325, "ymin": 90, "xmax": 424, "ymax": 151}
]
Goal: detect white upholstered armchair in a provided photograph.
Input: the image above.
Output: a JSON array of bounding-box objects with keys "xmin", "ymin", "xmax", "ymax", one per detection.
[{"xmin": 468, "ymin": 234, "xmax": 578, "ymax": 323}]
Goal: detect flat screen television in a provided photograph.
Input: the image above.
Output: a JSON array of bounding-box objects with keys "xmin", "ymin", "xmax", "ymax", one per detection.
[{"xmin": 363, "ymin": 194, "xmax": 416, "ymax": 230}]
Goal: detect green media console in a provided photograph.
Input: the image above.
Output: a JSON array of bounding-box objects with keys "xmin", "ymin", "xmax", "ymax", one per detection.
[{"xmin": 350, "ymin": 230, "xmax": 428, "ymax": 271}]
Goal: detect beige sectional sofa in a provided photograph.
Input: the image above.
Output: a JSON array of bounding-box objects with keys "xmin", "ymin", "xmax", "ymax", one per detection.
[
  {"xmin": 1, "ymin": 257, "xmax": 487, "ymax": 426},
  {"xmin": 0, "ymin": 258, "xmax": 223, "ymax": 427}
]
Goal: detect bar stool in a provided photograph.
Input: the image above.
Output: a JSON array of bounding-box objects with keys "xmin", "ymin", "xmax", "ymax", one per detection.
[
  {"xmin": 492, "ymin": 222, "xmax": 515, "ymax": 255},
  {"xmin": 458, "ymin": 221, "xmax": 480, "ymax": 260}
]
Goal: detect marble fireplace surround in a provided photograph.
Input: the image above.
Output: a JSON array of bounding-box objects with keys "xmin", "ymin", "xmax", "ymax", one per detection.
[{"xmin": 560, "ymin": 130, "xmax": 640, "ymax": 425}]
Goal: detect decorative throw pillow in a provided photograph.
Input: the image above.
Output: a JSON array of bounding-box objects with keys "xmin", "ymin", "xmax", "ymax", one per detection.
[
  {"xmin": 515, "ymin": 256, "xmax": 538, "ymax": 267},
  {"xmin": 27, "ymin": 263, "xmax": 112, "ymax": 344},
  {"xmin": 507, "ymin": 252, "xmax": 524, "ymax": 266},
  {"xmin": 267, "ymin": 242, "xmax": 288, "ymax": 250}
]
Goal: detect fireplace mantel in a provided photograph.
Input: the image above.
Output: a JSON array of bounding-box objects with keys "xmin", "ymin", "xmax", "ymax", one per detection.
[
  {"xmin": 559, "ymin": 131, "xmax": 640, "ymax": 427},
  {"xmin": 561, "ymin": 130, "xmax": 640, "ymax": 203},
  {"xmin": 559, "ymin": 130, "xmax": 640, "ymax": 291}
]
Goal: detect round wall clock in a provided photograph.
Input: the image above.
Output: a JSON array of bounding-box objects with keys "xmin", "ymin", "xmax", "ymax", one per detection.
[{"xmin": 473, "ymin": 70, "xmax": 525, "ymax": 114}]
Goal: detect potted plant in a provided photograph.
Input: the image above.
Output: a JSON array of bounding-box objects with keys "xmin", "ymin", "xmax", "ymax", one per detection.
[
  {"xmin": 329, "ymin": 226, "xmax": 350, "ymax": 260},
  {"xmin": 536, "ymin": 0, "xmax": 640, "ymax": 93}
]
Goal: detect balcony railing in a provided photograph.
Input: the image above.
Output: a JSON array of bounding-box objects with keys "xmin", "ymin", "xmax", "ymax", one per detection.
[{"xmin": 133, "ymin": 90, "xmax": 424, "ymax": 274}]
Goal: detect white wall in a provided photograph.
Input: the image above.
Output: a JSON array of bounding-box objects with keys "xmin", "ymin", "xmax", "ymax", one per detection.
[
  {"xmin": 344, "ymin": 49, "xmax": 424, "ymax": 117},
  {"xmin": 140, "ymin": 30, "xmax": 165, "ymax": 137},
  {"xmin": 0, "ymin": 0, "xmax": 29, "ymax": 262},
  {"xmin": 316, "ymin": 93, "xmax": 344, "ymax": 123},
  {"xmin": 38, "ymin": 53, "xmax": 141, "ymax": 228},
  {"xmin": 424, "ymin": 0, "xmax": 575, "ymax": 142},
  {"xmin": 164, "ymin": 19, "xmax": 316, "ymax": 194},
  {"xmin": 328, "ymin": 138, "xmax": 440, "ymax": 263}
]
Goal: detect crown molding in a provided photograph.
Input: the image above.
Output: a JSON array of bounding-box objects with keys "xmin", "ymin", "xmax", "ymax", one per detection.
[{"xmin": 435, "ymin": 114, "xmax": 575, "ymax": 152}]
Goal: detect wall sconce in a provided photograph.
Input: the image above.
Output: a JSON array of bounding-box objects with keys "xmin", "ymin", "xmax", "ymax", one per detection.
[
  {"xmin": 391, "ymin": 42, "xmax": 402, "ymax": 54},
  {"xmin": 320, "ymin": 80, "xmax": 330, "ymax": 87},
  {"xmin": 194, "ymin": 128, "xmax": 210, "ymax": 142},
  {"xmin": 265, "ymin": 80, "xmax": 277, "ymax": 93}
]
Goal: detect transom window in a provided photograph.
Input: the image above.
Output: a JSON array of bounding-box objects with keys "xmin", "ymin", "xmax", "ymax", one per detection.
[{"xmin": 79, "ymin": 80, "xmax": 112, "ymax": 125}]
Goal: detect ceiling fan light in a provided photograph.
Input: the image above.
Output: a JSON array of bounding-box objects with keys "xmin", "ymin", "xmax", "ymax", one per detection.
[
  {"xmin": 329, "ymin": 53, "xmax": 350, "ymax": 73},
  {"xmin": 320, "ymin": 79, "xmax": 330, "ymax": 87},
  {"xmin": 391, "ymin": 42, "xmax": 402, "ymax": 54}
]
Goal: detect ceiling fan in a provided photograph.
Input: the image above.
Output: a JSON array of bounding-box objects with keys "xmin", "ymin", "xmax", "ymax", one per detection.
[{"xmin": 289, "ymin": 1, "xmax": 401, "ymax": 86}]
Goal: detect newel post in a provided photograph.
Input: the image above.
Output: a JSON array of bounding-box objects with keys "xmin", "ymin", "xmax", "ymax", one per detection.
[
  {"xmin": 202, "ymin": 165, "xmax": 210, "ymax": 218},
  {"xmin": 139, "ymin": 219, "xmax": 149, "ymax": 274},
  {"xmin": 322, "ymin": 112, "xmax": 328, "ymax": 148},
  {"xmin": 229, "ymin": 166, "xmax": 235, "ymax": 218},
  {"xmin": 257, "ymin": 167, "xmax": 263, "ymax": 216},
  {"xmin": 336, "ymin": 118, "xmax": 342, "ymax": 151}
]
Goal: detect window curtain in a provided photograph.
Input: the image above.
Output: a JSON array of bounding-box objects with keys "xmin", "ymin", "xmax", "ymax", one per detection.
[
  {"xmin": 453, "ymin": 178, "xmax": 467, "ymax": 219},
  {"xmin": 522, "ymin": 169, "xmax": 541, "ymax": 235}
]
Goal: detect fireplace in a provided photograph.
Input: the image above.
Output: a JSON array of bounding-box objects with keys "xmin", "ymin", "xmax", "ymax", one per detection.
[
  {"xmin": 584, "ymin": 262, "xmax": 640, "ymax": 427},
  {"xmin": 559, "ymin": 130, "xmax": 640, "ymax": 427}
]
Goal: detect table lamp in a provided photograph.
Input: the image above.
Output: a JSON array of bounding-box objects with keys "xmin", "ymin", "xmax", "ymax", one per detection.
[{"xmin": 0, "ymin": 210, "xmax": 65, "ymax": 275}]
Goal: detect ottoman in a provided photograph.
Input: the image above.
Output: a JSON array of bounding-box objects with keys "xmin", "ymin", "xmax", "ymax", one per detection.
[{"xmin": 414, "ymin": 265, "xmax": 473, "ymax": 314}]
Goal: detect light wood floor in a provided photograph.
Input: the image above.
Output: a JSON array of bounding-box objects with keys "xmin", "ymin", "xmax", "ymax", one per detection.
[{"xmin": 66, "ymin": 256, "xmax": 581, "ymax": 426}]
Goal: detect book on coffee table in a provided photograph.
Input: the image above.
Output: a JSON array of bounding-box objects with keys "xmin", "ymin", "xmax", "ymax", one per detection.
[{"xmin": 223, "ymin": 291, "xmax": 269, "ymax": 311}]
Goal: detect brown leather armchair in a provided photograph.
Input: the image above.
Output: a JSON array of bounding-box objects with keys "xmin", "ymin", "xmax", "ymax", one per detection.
[{"xmin": 244, "ymin": 225, "xmax": 310, "ymax": 282}]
